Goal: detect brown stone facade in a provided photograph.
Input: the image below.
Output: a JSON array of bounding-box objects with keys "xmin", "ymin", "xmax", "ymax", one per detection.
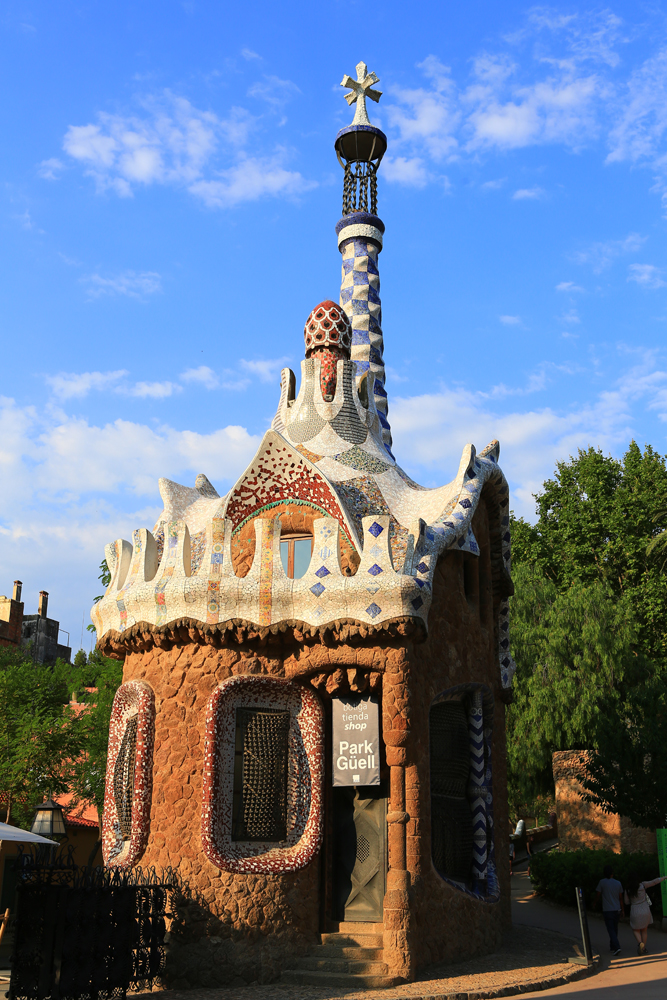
[
  {"xmin": 553, "ymin": 750, "xmax": 656, "ymax": 854},
  {"xmin": 105, "ymin": 498, "xmax": 510, "ymax": 988}
]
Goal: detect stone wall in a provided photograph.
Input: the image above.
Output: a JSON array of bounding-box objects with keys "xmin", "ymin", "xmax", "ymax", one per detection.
[
  {"xmin": 552, "ymin": 750, "xmax": 656, "ymax": 853},
  {"xmin": 400, "ymin": 499, "xmax": 511, "ymax": 976}
]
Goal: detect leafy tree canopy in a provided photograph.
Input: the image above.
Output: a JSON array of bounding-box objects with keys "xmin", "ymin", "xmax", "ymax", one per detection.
[
  {"xmin": 0, "ymin": 646, "xmax": 122, "ymax": 830},
  {"xmin": 507, "ymin": 441, "xmax": 667, "ymax": 819}
]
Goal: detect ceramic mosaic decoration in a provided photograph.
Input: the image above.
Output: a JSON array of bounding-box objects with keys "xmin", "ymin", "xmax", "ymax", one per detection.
[{"xmin": 93, "ymin": 433, "xmax": 515, "ymax": 690}]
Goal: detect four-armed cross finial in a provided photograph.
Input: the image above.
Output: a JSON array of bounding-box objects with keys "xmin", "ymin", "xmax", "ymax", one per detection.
[{"xmin": 340, "ymin": 61, "xmax": 382, "ymax": 126}]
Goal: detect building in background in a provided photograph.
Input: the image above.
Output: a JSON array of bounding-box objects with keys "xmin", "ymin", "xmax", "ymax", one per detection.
[
  {"xmin": 21, "ymin": 590, "xmax": 71, "ymax": 664},
  {"xmin": 92, "ymin": 63, "xmax": 517, "ymax": 989},
  {"xmin": 1, "ymin": 581, "xmax": 71, "ymax": 663},
  {"xmin": 0, "ymin": 581, "xmax": 24, "ymax": 648}
]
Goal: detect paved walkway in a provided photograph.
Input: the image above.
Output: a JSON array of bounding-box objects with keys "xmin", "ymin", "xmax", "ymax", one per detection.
[{"xmin": 511, "ymin": 868, "xmax": 667, "ymax": 998}]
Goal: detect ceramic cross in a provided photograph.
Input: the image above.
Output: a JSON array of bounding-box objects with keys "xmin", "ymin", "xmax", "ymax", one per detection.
[{"xmin": 340, "ymin": 61, "xmax": 382, "ymax": 126}]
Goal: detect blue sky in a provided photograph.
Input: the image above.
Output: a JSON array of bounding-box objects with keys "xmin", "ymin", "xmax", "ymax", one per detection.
[{"xmin": 3, "ymin": 1, "xmax": 667, "ymax": 649}]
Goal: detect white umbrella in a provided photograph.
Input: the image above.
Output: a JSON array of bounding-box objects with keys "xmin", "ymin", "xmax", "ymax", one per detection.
[{"xmin": 0, "ymin": 821, "xmax": 57, "ymax": 845}]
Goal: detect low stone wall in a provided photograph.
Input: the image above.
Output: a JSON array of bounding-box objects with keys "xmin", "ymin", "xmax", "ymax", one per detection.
[{"xmin": 552, "ymin": 750, "xmax": 656, "ymax": 853}]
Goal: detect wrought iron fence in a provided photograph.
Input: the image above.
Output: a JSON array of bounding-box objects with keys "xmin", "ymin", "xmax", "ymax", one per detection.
[{"xmin": 8, "ymin": 853, "xmax": 182, "ymax": 1000}]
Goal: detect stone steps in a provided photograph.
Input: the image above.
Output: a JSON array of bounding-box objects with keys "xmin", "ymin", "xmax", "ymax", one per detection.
[
  {"xmin": 316, "ymin": 944, "xmax": 384, "ymax": 960},
  {"xmin": 320, "ymin": 932, "xmax": 383, "ymax": 948},
  {"xmin": 280, "ymin": 969, "xmax": 399, "ymax": 989},
  {"xmin": 296, "ymin": 956, "xmax": 388, "ymax": 974},
  {"xmin": 280, "ymin": 921, "xmax": 400, "ymax": 989}
]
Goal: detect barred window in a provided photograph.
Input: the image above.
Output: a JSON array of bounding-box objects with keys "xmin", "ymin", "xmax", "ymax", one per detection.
[
  {"xmin": 429, "ymin": 701, "xmax": 473, "ymax": 883},
  {"xmin": 113, "ymin": 713, "xmax": 138, "ymax": 841},
  {"xmin": 232, "ymin": 708, "xmax": 290, "ymax": 842},
  {"xmin": 429, "ymin": 689, "xmax": 494, "ymax": 896}
]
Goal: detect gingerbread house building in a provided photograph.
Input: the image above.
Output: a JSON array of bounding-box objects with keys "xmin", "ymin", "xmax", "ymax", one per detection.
[{"xmin": 93, "ymin": 62, "xmax": 516, "ymax": 989}]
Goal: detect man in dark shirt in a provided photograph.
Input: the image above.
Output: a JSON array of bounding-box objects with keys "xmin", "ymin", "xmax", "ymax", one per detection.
[{"xmin": 595, "ymin": 864, "xmax": 624, "ymax": 955}]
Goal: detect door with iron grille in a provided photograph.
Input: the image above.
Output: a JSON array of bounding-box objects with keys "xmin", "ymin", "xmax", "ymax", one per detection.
[{"xmin": 333, "ymin": 784, "xmax": 386, "ymax": 921}]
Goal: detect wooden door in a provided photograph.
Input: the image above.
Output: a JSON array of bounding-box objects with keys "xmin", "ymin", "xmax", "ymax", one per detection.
[{"xmin": 333, "ymin": 784, "xmax": 386, "ymax": 921}]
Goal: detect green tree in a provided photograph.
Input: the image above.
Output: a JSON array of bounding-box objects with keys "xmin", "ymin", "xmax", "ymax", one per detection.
[
  {"xmin": 506, "ymin": 564, "xmax": 651, "ymax": 814},
  {"xmin": 507, "ymin": 441, "xmax": 667, "ymax": 816},
  {"xmin": 0, "ymin": 647, "xmax": 87, "ymax": 828},
  {"xmin": 581, "ymin": 677, "xmax": 667, "ymax": 830},
  {"xmin": 67, "ymin": 653, "xmax": 123, "ymax": 820},
  {"xmin": 513, "ymin": 442, "xmax": 667, "ymax": 660}
]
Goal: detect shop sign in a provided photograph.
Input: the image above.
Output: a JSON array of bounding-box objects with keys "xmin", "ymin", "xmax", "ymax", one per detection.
[{"xmin": 332, "ymin": 695, "xmax": 380, "ymax": 786}]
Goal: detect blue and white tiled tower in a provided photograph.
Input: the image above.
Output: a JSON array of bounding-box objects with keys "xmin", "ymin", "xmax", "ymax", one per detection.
[{"xmin": 335, "ymin": 62, "xmax": 392, "ymax": 457}]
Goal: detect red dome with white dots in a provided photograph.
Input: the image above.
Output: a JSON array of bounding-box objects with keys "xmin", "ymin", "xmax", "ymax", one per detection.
[{"xmin": 304, "ymin": 300, "xmax": 352, "ymax": 357}]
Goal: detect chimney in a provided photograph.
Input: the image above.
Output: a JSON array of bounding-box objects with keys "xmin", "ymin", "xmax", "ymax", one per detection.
[
  {"xmin": 13, "ymin": 580, "xmax": 22, "ymax": 602},
  {"xmin": 38, "ymin": 590, "xmax": 49, "ymax": 618}
]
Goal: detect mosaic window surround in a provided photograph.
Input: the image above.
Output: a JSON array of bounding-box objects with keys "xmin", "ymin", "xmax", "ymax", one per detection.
[
  {"xmin": 103, "ymin": 680, "xmax": 155, "ymax": 868},
  {"xmin": 201, "ymin": 675, "xmax": 324, "ymax": 873}
]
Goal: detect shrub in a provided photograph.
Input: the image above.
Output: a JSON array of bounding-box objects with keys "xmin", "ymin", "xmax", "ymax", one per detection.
[{"xmin": 530, "ymin": 849, "xmax": 663, "ymax": 917}]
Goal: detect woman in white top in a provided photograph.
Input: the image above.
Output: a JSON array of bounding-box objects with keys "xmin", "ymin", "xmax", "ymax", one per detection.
[{"xmin": 624, "ymin": 870, "xmax": 667, "ymax": 954}]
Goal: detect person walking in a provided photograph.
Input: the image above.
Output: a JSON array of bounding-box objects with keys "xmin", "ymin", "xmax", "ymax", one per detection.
[
  {"xmin": 595, "ymin": 864, "xmax": 624, "ymax": 955},
  {"xmin": 624, "ymin": 870, "xmax": 667, "ymax": 955}
]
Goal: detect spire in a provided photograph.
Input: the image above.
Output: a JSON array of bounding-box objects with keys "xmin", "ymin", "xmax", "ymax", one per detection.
[{"xmin": 334, "ymin": 61, "xmax": 392, "ymax": 456}]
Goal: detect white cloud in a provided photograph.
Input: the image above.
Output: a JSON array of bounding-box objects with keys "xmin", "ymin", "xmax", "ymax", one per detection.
[
  {"xmin": 38, "ymin": 157, "xmax": 64, "ymax": 179},
  {"xmin": 241, "ymin": 48, "xmax": 261, "ymax": 61},
  {"xmin": 62, "ymin": 94, "xmax": 228, "ymax": 196},
  {"xmin": 60, "ymin": 90, "xmax": 315, "ymax": 209},
  {"xmin": 386, "ymin": 56, "xmax": 460, "ymax": 161},
  {"xmin": 0, "ymin": 396, "xmax": 261, "ymax": 505},
  {"xmin": 499, "ymin": 315, "xmax": 521, "ymax": 325},
  {"xmin": 512, "ymin": 186, "xmax": 544, "ymax": 200},
  {"xmin": 123, "ymin": 381, "xmax": 182, "ymax": 399},
  {"xmin": 240, "ymin": 357, "xmax": 291, "ymax": 384},
  {"xmin": 467, "ymin": 74, "xmax": 599, "ymax": 151},
  {"xmin": 561, "ymin": 309, "xmax": 581, "ymax": 324},
  {"xmin": 607, "ymin": 50, "xmax": 667, "ymax": 166},
  {"xmin": 189, "ymin": 154, "xmax": 314, "ymax": 208},
  {"xmin": 481, "ymin": 177, "xmax": 507, "ymax": 190},
  {"xmin": 572, "ymin": 232, "xmax": 646, "ymax": 272},
  {"xmin": 248, "ymin": 75, "xmax": 300, "ymax": 108},
  {"xmin": 180, "ymin": 365, "xmax": 219, "ymax": 389},
  {"xmin": 556, "ymin": 280, "xmax": 585, "ymax": 292},
  {"xmin": 46, "ymin": 370, "xmax": 128, "ymax": 400},
  {"xmin": 391, "ymin": 355, "xmax": 666, "ymax": 516},
  {"xmin": 382, "ymin": 156, "xmax": 431, "ymax": 187},
  {"xmin": 83, "ymin": 271, "xmax": 162, "ymax": 299},
  {"xmin": 627, "ymin": 263, "xmax": 666, "ymax": 289},
  {"xmin": 525, "ymin": 8, "xmax": 624, "ymax": 68}
]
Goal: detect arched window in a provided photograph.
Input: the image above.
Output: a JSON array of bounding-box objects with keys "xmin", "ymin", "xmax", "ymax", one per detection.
[
  {"xmin": 201, "ymin": 675, "xmax": 324, "ymax": 874},
  {"xmin": 103, "ymin": 680, "xmax": 155, "ymax": 868},
  {"xmin": 280, "ymin": 532, "xmax": 313, "ymax": 579}
]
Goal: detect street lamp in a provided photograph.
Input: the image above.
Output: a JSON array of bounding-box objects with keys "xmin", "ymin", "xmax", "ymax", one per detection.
[{"xmin": 31, "ymin": 799, "xmax": 67, "ymax": 841}]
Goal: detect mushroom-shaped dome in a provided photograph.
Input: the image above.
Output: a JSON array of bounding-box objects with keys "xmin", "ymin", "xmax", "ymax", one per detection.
[{"xmin": 304, "ymin": 300, "xmax": 352, "ymax": 358}]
